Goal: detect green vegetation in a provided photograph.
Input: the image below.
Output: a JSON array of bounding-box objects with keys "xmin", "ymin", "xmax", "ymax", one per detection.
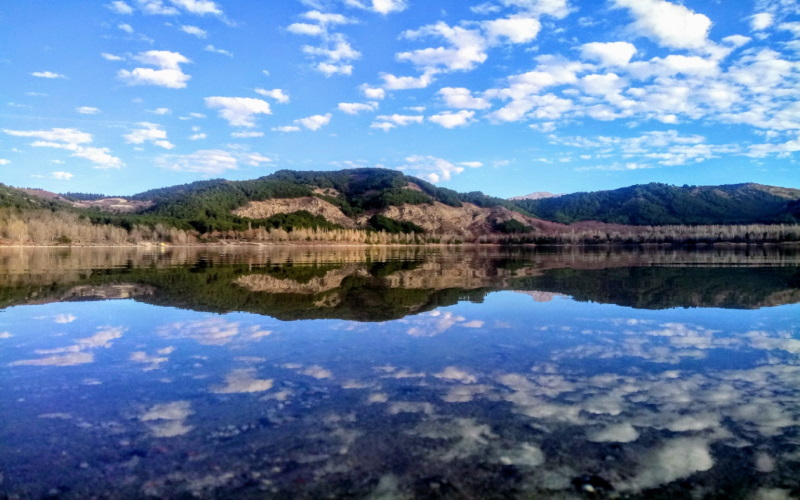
[
  {"xmin": 513, "ymin": 183, "xmax": 800, "ymax": 225},
  {"xmin": 368, "ymin": 214, "xmax": 426, "ymax": 234},
  {"xmin": 0, "ymin": 184, "xmax": 71, "ymax": 211},
  {"xmin": 493, "ymin": 219, "xmax": 532, "ymax": 234},
  {"xmin": 3, "ymin": 170, "xmax": 800, "ymax": 246},
  {"xmin": 61, "ymin": 192, "xmax": 112, "ymax": 201}
]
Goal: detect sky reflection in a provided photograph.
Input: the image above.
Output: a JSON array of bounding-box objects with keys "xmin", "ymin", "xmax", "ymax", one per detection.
[{"xmin": 0, "ymin": 252, "xmax": 798, "ymax": 499}]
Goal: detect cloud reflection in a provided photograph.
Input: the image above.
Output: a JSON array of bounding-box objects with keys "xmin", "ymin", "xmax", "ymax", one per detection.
[
  {"xmin": 157, "ymin": 317, "xmax": 271, "ymax": 346},
  {"xmin": 10, "ymin": 326, "xmax": 124, "ymax": 366}
]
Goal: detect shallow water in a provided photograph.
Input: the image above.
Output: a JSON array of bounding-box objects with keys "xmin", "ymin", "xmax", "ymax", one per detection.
[{"xmin": 0, "ymin": 246, "xmax": 798, "ymax": 499}]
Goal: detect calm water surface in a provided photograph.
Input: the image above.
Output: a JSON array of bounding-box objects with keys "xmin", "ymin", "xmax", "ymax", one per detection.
[{"xmin": 0, "ymin": 246, "xmax": 798, "ymax": 499}]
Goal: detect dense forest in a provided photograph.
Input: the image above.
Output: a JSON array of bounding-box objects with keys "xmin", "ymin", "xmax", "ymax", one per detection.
[
  {"xmin": 515, "ymin": 183, "xmax": 800, "ymax": 225},
  {"xmin": 1, "ymin": 169, "xmax": 800, "ymax": 246}
]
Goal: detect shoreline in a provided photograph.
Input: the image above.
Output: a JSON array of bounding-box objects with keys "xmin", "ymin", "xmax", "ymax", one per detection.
[{"xmin": 2, "ymin": 241, "xmax": 800, "ymax": 249}]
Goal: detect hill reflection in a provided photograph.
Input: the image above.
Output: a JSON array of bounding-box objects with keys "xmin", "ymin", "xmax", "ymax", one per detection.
[{"xmin": 1, "ymin": 246, "xmax": 799, "ymax": 319}]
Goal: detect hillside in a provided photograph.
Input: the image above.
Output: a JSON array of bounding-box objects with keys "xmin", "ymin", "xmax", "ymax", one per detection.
[
  {"xmin": 3, "ymin": 170, "xmax": 800, "ymax": 246},
  {"xmin": 513, "ymin": 183, "xmax": 800, "ymax": 225},
  {"xmin": 113, "ymin": 168, "xmax": 522, "ymax": 236}
]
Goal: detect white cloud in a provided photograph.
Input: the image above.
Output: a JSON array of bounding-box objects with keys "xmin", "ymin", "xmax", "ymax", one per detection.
[
  {"xmin": 317, "ymin": 62, "xmax": 354, "ymax": 75},
  {"xmin": 628, "ymin": 438, "xmax": 713, "ymax": 490},
  {"xmin": 295, "ymin": 113, "xmax": 332, "ymax": 131},
  {"xmin": 361, "ymin": 85, "xmax": 386, "ymax": 99},
  {"xmin": 612, "ymin": 0, "xmax": 713, "ymax": 52},
  {"xmin": 344, "ymin": 0, "xmax": 408, "ymax": 14},
  {"xmin": 751, "ymin": 12, "xmax": 774, "ymax": 31},
  {"xmin": 779, "ymin": 21, "xmax": 800, "ymax": 36},
  {"xmin": 71, "ymin": 147, "xmax": 125, "ymax": 168},
  {"xmin": 135, "ymin": 0, "xmax": 179, "ymax": 15},
  {"xmin": 483, "ymin": 16, "xmax": 541, "ymax": 44},
  {"xmin": 303, "ymin": 35, "xmax": 361, "ymax": 75},
  {"xmin": 399, "ymin": 155, "xmax": 466, "ymax": 183},
  {"xmin": 627, "ymin": 54, "xmax": 719, "ymax": 79},
  {"xmin": 434, "ymin": 366, "xmax": 478, "ymax": 384},
  {"xmin": 381, "ymin": 71, "xmax": 435, "ymax": 90},
  {"xmin": 552, "ymin": 130, "xmax": 739, "ymax": 168},
  {"xmin": 169, "ymin": 0, "xmax": 223, "ymax": 16},
  {"xmin": 157, "ymin": 149, "xmax": 238, "ymax": 174},
  {"xmin": 212, "ymin": 369, "xmax": 273, "ymax": 394},
  {"xmin": 581, "ymin": 41, "xmax": 637, "ymax": 67},
  {"xmin": 242, "ymin": 153, "xmax": 271, "ymax": 165},
  {"xmin": 134, "ymin": 49, "xmax": 188, "ymax": 68},
  {"xmin": 372, "ymin": 114, "xmax": 424, "ymax": 130},
  {"xmin": 287, "ymin": 23, "xmax": 324, "ymax": 36},
  {"xmin": 101, "ymin": 52, "xmax": 124, "ymax": 61},
  {"xmin": 399, "ymin": 22, "xmax": 488, "ymax": 72},
  {"xmin": 302, "ymin": 10, "xmax": 354, "ymax": 25},
  {"xmin": 722, "ymin": 34, "xmax": 751, "ymax": 48},
  {"xmin": 580, "ymin": 73, "xmax": 627, "ymax": 96},
  {"xmin": 254, "ymin": 88, "xmax": 290, "ymax": 103},
  {"xmin": 32, "ymin": 71, "xmax": 66, "ymax": 79},
  {"xmin": 4, "ymin": 128, "xmax": 92, "ymax": 144},
  {"xmin": 587, "ymin": 423, "xmax": 639, "ymax": 443},
  {"xmin": 471, "ymin": 2, "xmax": 502, "ymax": 15},
  {"xmin": 108, "ymin": 1, "xmax": 134, "ymax": 14},
  {"xmin": 3, "ymin": 128, "xmax": 124, "ymax": 169},
  {"xmin": 118, "ymin": 50, "xmax": 191, "ymax": 88},
  {"xmin": 231, "ymin": 131, "xmax": 264, "ymax": 138},
  {"xmin": 76, "ymin": 106, "xmax": 101, "ymax": 115},
  {"xmin": 439, "ymin": 87, "xmax": 491, "ymax": 109},
  {"xmin": 0, "ymin": 159, "xmax": 9, "ymax": 165},
  {"xmin": 500, "ymin": 0, "xmax": 572, "ymax": 19},
  {"xmin": 118, "ymin": 22, "xmax": 134, "ymax": 33},
  {"xmin": 180, "ymin": 24, "xmax": 207, "ymax": 37},
  {"xmin": 205, "ymin": 44, "xmax": 233, "ymax": 57},
  {"xmin": 205, "ymin": 96, "xmax": 271, "ymax": 127},
  {"xmin": 189, "ymin": 133, "xmax": 206, "ymax": 140},
  {"xmin": 272, "ymin": 125, "xmax": 302, "ymax": 133},
  {"xmin": 338, "ymin": 101, "xmax": 379, "ymax": 114},
  {"xmin": 147, "ymin": 107, "xmax": 171, "ymax": 115},
  {"xmin": 51, "ymin": 171, "xmax": 74, "ymax": 180},
  {"xmin": 429, "ymin": 110, "xmax": 476, "ymax": 128},
  {"xmin": 746, "ymin": 135, "xmax": 800, "ymax": 158},
  {"xmin": 371, "ymin": 0, "xmax": 407, "ymax": 14},
  {"xmin": 123, "ymin": 122, "xmax": 175, "ymax": 149}
]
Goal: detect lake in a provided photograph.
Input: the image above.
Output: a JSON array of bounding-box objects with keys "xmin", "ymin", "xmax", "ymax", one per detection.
[{"xmin": 0, "ymin": 246, "xmax": 798, "ymax": 499}]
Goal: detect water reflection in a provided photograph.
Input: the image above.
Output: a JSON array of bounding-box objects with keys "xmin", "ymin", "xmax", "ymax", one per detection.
[
  {"xmin": 0, "ymin": 247, "xmax": 798, "ymax": 499},
  {"xmin": 1, "ymin": 246, "xmax": 800, "ymax": 316}
]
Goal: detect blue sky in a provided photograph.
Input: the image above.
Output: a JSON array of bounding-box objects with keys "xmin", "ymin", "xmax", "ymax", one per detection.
[{"xmin": 1, "ymin": 0, "xmax": 799, "ymax": 198}]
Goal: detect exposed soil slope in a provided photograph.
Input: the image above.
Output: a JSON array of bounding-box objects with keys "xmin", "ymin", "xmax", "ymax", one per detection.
[{"xmin": 233, "ymin": 197, "xmax": 356, "ymax": 228}]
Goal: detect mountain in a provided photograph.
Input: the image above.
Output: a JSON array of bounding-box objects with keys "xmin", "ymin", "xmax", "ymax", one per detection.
[
  {"xmin": 3, "ymin": 170, "xmax": 800, "ymax": 247},
  {"xmin": 508, "ymin": 191, "xmax": 563, "ymax": 201},
  {"xmin": 513, "ymin": 182, "xmax": 800, "ymax": 225},
  {"xmin": 87, "ymin": 168, "xmax": 528, "ymax": 237}
]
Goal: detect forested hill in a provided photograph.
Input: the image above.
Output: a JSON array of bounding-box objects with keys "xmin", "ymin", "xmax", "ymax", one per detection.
[
  {"xmin": 129, "ymin": 168, "xmax": 508, "ymax": 213},
  {"xmin": 513, "ymin": 183, "xmax": 800, "ymax": 225},
  {"xmin": 115, "ymin": 168, "xmax": 514, "ymax": 232},
  {"xmin": 4, "ymin": 170, "xmax": 800, "ymax": 240}
]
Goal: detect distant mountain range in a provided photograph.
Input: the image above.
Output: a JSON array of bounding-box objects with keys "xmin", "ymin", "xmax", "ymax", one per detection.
[
  {"xmin": 508, "ymin": 192, "xmax": 563, "ymax": 201},
  {"xmin": 2, "ymin": 169, "xmax": 800, "ymax": 245}
]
